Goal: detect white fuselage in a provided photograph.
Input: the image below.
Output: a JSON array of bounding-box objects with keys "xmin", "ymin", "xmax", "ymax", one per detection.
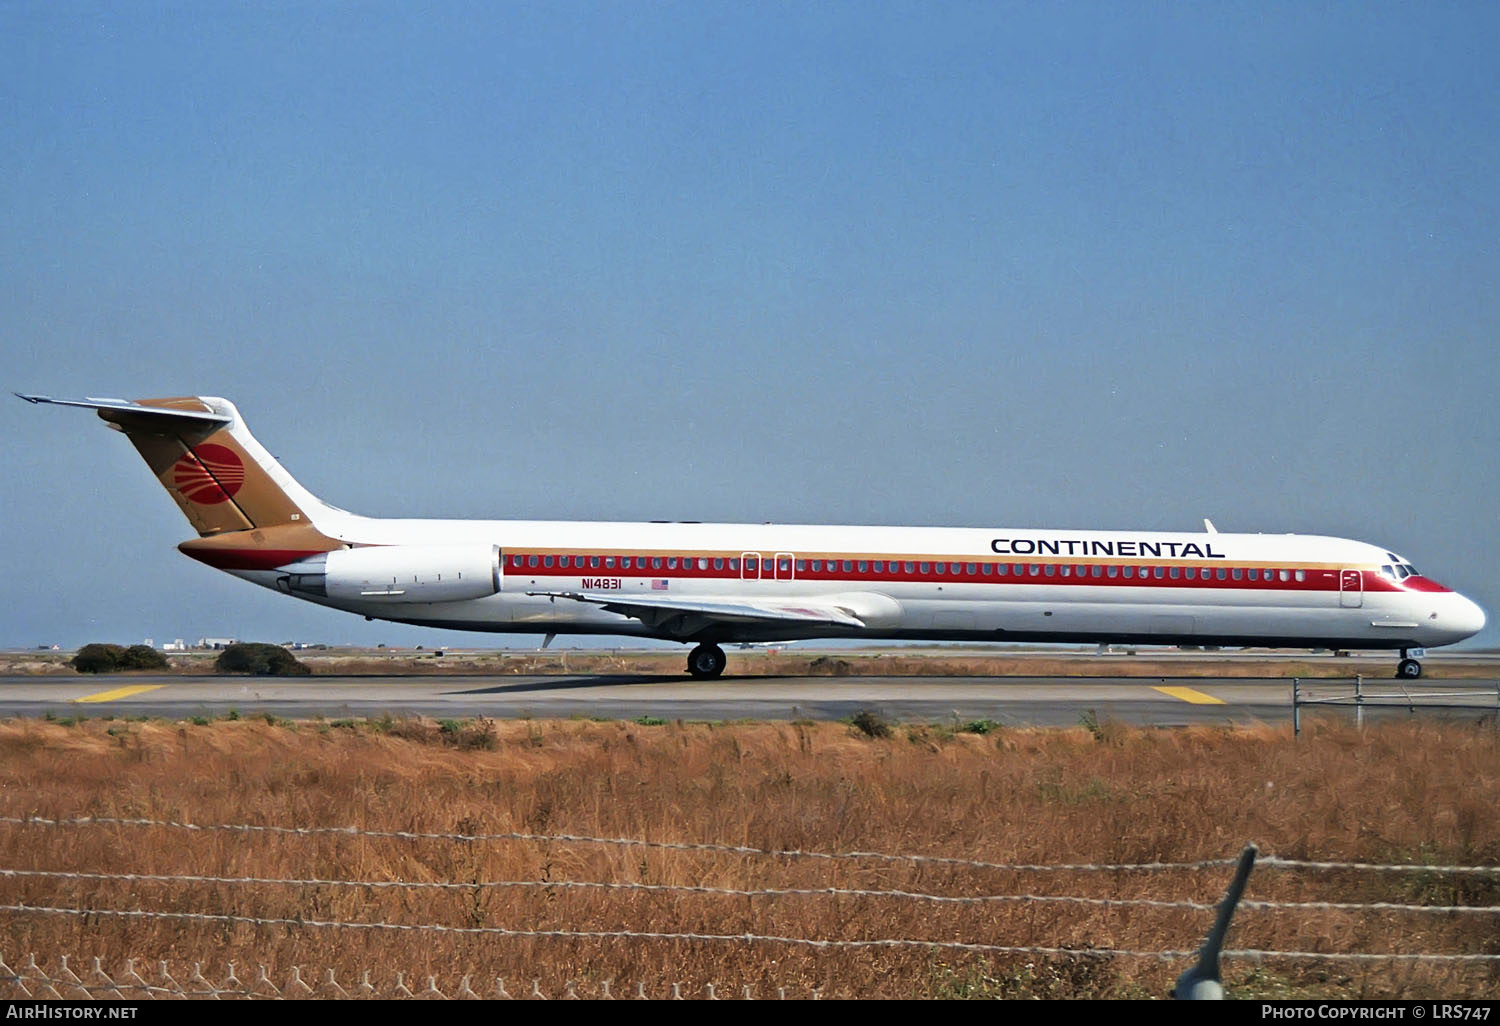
[{"xmin": 235, "ymin": 511, "xmax": 1486, "ymax": 651}]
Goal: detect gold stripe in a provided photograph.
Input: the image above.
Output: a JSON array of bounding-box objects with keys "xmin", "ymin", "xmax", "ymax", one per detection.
[
  {"xmin": 72, "ymin": 684, "xmax": 165, "ymax": 704},
  {"xmin": 1152, "ymin": 685, "xmax": 1225, "ymax": 705}
]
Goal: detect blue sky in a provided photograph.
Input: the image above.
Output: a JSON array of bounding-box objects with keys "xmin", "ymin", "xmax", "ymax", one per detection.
[{"xmin": 3, "ymin": 2, "xmax": 1496, "ymax": 650}]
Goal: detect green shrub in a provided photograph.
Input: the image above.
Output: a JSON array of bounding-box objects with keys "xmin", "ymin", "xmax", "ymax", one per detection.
[
  {"xmin": 849, "ymin": 709, "xmax": 893, "ymax": 739},
  {"xmin": 70, "ymin": 643, "xmax": 128, "ymax": 673},
  {"xmin": 214, "ymin": 643, "xmax": 311, "ymax": 676},
  {"xmin": 119, "ymin": 644, "xmax": 169, "ymax": 670}
]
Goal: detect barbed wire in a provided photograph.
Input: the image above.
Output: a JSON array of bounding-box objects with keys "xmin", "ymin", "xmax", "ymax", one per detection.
[
  {"xmin": 3, "ymin": 866, "xmax": 1497, "ymax": 916},
  {"xmin": 1258, "ymin": 856, "xmax": 1500, "ymax": 874},
  {"xmin": 0, "ymin": 954, "xmax": 796, "ymax": 1000},
  {"xmin": 0, "ymin": 902, "xmax": 1199, "ymax": 958},
  {"xmin": 7, "ymin": 905, "xmax": 1499, "ymax": 964},
  {"xmin": 7, "ymin": 814, "xmax": 1499, "ymax": 875},
  {"xmin": 0, "ymin": 814, "xmax": 1243, "ymax": 871}
]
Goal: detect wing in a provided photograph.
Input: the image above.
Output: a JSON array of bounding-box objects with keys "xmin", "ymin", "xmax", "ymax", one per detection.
[{"xmin": 525, "ymin": 590, "xmax": 866, "ymax": 634}]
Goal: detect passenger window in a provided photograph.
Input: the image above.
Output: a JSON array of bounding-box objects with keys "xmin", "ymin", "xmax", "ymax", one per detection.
[
  {"xmin": 1293, "ymin": 570, "xmax": 1304, "ymax": 582},
  {"xmin": 1279, "ymin": 570, "xmax": 1290, "ymax": 582},
  {"xmin": 1216, "ymin": 568, "xmax": 1227, "ymax": 580},
  {"xmin": 935, "ymin": 563, "xmax": 947, "ymax": 575},
  {"xmin": 544, "ymin": 556, "xmax": 554, "ymax": 568},
  {"xmin": 1168, "ymin": 567, "xmax": 1180, "ymax": 579},
  {"xmin": 1059, "ymin": 565, "xmax": 1071, "ymax": 577},
  {"xmin": 857, "ymin": 560, "xmax": 868, "ymax": 573},
  {"xmin": 1122, "ymin": 566, "xmax": 1135, "ymax": 578},
  {"xmin": 997, "ymin": 564, "xmax": 1008, "ymax": 576},
  {"xmin": 906, "ymin": 561, "xmax": 916, "ymax": 573},
  {"xmin": 1231, "ymin": 568, "xmax": 1242, "ymax": 580},
  {"xmin": 966, "ymin": 563, "xmax": 977, "ymax": 575},
  {"xmin": 619, "ymin": 557, "xmax": 631, "ymax": 569},
  {"xmin": 714, "ymin": 558, "xmax": 724, "ymax": 570},
  {"xmin": 795, "ymin": 560, "xmax": 805, "ymax": 572},
  {"xmin": 1092, "ymin": 565, "xmax": 1103, "ymax": 578},
  {"xmin": 667, "ymin": 558, "xmax": 678, "ymax": 569},
  {"xmin": 873, "ymin": 560, "xmax": 885, "ymax": 573},
  {"xmin": 527, "ymin": 555, "xmax": 538, "ymax": 568},
  {"xmin": 1153, "ymin": 567, "xmax": 1165, "ymax": 579},
  {"xmin": 811, "ymin": 560, "xmax": 822, "ymax": 572},
  {"xmin": 1044, "ymin": 564, "xmax": 1055, "ymax": 577},
  {"xmin": 776, "ymin": 559, "xmax": 788, "ymax": 572},
  {"xmin": 604, "ymin": 557, "xmax": 615, "ymax": 569},
  {"xmin": 919, "ymin": 562, "xmax": 931, "ymax": 573},
  {"xmin": 982, "ymin": 563, "xmax": 994, "ymax": 576},
  {"xmin": 729, "ymin": 558, "xmax": 739, "ymax": 571},
  {"xmin": 702, "ymin": 559, "xmax": 712, "ymax": 571},
  {"xmin": 841, "ymin": 560, "xmax": 852, "ymax": 573},
  {"xmin": 512, "ymin": 555, "xmax": 524, "ymax": 568},
  {"xmin": 589, "ymin": 556, "xmax": 600, "ymax": 568}
]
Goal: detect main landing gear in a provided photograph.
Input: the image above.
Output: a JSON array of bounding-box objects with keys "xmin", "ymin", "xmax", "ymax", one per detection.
[
  {"xmin": 1397, "ymin": 649, "xmax": 1422, "ymax": 680},
  {"xmin": 687, "ymin": 643, "xmax": 727, "ymax": 679}
]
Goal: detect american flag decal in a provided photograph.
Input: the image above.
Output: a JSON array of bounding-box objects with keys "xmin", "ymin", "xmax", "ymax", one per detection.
[{"xmin": 652, "ymin": 579, "xmax": 669, "ymax": 590}]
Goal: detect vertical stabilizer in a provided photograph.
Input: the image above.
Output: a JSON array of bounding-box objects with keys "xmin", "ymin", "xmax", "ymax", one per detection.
[{"xmin": 17, "ymin": 394, "xmax": 339, "ymax": 542}]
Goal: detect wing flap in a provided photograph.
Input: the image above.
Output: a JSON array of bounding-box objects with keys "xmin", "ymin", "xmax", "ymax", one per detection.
[{"xmin": 526, "ymin": 590, "xmax": 867, "ymax": 630}]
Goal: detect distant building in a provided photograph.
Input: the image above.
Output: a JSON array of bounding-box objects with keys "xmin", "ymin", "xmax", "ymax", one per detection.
[
  {"xmin": 195, "ymin": 637, "xmax": 239, "ymax": 650},
  {"xmin": 162, "ymin": 640, "xmax": 188, "ymax": 652}
]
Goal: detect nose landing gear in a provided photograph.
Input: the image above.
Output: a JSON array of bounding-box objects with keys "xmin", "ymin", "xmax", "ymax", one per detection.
[
  {"xmin": 1396, "ymin": 649, "xmax": 1422, "ymax": 679},
  {"xmin": 687, "ymin": 643, "xmax": 727, "ymax": 679}
]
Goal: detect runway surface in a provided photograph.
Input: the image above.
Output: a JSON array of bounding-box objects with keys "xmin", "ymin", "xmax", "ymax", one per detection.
[{"xmin": 4, "ymin": 674, "xmax": 1498, "ymax": 727}]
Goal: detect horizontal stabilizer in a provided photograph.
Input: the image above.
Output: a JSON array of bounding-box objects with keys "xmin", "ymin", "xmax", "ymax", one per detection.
[{"xmin": 15, "ymin": 394, "xmax": 232, "ymax": 437}]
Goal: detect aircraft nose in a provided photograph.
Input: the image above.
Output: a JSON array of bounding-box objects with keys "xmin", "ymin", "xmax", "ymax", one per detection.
[{"xmin": 1452, "ymin": 594, "xmax": 1487, "ymax": 640}]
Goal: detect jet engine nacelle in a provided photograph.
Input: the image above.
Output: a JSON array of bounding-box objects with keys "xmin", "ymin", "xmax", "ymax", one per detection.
[{"xmin": 278, "ymin": 544, "xmax": 501, "ymax": 604}]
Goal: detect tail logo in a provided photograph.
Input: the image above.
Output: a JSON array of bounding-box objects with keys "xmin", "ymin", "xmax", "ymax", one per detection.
[{"xmin": 171, "ymin": 444, "xmax": 245, "ymax": 505}]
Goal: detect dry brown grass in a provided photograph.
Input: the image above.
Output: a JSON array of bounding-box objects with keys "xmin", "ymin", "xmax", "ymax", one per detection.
[{"xmin": 0, "ymin": 716, "xmax": 1497, "ymax": 999}]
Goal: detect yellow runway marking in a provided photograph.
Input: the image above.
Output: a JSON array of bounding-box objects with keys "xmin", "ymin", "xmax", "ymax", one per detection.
[
  {"xmin": 1152, "ymin": 685, "xmax": 1225, "ymax": 705},
  {"xmin": 72, "ymin": 685, "xmax": 165, "ymax": 704}
]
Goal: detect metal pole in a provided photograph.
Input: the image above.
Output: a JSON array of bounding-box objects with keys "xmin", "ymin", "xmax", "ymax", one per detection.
[
  {"xmin": 1292, "ymin": 678, "xmax": 1300, "ymax": 737},
  {"xmin": 1172, "ymin": 843, "xmax": 1259, "ymax": 999},
  {"xmin": 1355, "ymin": 674, "xmax": 1364, "ymax": 730}
]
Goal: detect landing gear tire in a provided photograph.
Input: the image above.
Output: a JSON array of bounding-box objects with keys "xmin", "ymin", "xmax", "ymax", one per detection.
[
  {"xmin": 1397, "ymin": 658, "xmax": 1422, "ymax": 680},
  {"xmin": 687, "ymin": 643, "xmax": 727, "ymax": 679}
]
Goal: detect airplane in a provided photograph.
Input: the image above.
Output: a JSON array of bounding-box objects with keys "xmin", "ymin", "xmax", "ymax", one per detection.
[{"xmin": 18, "ymin": 393, "xmax": 1486, "ymax": 680}]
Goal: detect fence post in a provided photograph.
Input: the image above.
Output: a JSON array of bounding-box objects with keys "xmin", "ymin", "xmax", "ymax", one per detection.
[
  {"xmin": 1172, "ymin": 843, "xmax": 1258, "ymax": 1000},
  {"xmin": 1355, "ymin": 674, "xmax": 1364, "ymax": 729},
  {"xmin": 1292, "ymin": 679, "xmax": 1300, "ymax": 737}
]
